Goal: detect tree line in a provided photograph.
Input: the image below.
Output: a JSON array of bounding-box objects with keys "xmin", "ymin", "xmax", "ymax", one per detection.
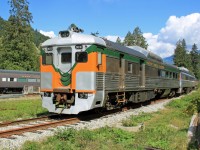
[
  {"xmin": 0, "ymin": 0, "xmax": 49, "ymax": 71},
  {"xmin": 173, "ymin": 39, "xmax": 200, "ymax": 79}
]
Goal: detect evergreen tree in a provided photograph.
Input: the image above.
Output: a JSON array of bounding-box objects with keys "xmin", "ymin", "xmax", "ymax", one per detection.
[
  {"xmin": 33, "ymin": 29, "xmax": 49, "ymax": 47},
  {"xmin": 132, "ymin": 27, "xmax": 148, "ymax": 49},
  {"xmin": 123, "ymin": 31, "xmax": 133, "ymax": 46},
  {"xmin": 174, "ymin": 40, "xmax": 185, "ymax": 66},
  {"xmin": 0, "ymin": 0, "xmax": 39, "ymax": 71},
  {"xmin": 123, "ymin": 27, "xmax": 148, "ymax": 49},
  {"xmin": 0, "ymin": 17, "xmax": 6, "ymax": 37},
  {"xmin": 190, "ymin": 43, "xmax": 200, "ymax": 79},
  {"xmin": 116, "ymin": 37, "xmax": 122, "ymax": 45},
  {"xmin": 173, "ymin": 39, "xmax": 192, "ymax": 71}
]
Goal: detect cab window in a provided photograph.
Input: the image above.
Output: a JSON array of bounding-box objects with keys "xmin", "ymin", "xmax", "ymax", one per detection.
[{"xmin": 75, "ymin": 52, "xmax": 88, "ymax": 63}]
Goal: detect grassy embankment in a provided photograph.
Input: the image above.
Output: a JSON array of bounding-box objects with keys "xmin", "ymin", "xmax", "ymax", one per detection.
[
  {"xmin": 0, "ymin": 96, "xmax": 48, "ymax": 122},
  {"xmin": 21, "ymin": 88, "xmax": 200, "ymax": 150}
]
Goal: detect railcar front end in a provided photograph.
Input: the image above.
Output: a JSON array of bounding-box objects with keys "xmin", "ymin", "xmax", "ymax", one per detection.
[{"xmin": 40, "ymin": 30, "xmax": 107, "ymax": 114}]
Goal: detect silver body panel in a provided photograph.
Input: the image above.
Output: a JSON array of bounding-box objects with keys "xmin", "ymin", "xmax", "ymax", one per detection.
[
  {"xmin": 41, "ymin": 72, "xmax": 52, "ymax": 90},
  {"xmin": 76, "ymin": 72, "xmax": 96, "ymax": 90}
]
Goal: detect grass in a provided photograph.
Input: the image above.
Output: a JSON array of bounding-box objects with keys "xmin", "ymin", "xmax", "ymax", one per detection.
[
  {"xmin": 21, "ymin": 89, "xmax": 200, "ymax": 150},
  {"xmin": 122, "ymin": 113, "xmax": 152, "ymax": 127},
  {"xmin": 22, "ymin": 127, "xmax": 135, "ymax": 150},
  {"xmin": 0, "ymin": 97, "xmax": 48, "ymax": 122}
]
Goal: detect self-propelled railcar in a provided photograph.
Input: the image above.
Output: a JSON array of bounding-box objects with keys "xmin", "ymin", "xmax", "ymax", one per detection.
[{"xmin": 40, "ymin": 29, "xmax": 197, "ymax": 114}]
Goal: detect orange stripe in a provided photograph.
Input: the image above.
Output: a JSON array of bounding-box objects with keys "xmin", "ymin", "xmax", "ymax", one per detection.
[
  {"xmin": 76, "ymin": 90, "xmax": 96, "ymax": 94},
  {"xmin": 40, "ymin": 89, "xmax": 53, "ymax": 92}
]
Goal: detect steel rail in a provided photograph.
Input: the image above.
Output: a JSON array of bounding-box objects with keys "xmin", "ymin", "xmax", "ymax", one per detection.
[
  {"xmin": 0, "ymin": 115, "xmax": 59, "ymax": 128},
  {"xmin": 0, "ymin": 118, "xmax": 80, "ymax": 138}
]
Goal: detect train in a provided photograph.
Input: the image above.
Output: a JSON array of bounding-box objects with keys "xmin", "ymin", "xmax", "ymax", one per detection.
[
  {"xmin": 0, "ymin": 69, "xmax": 40, "ymax": 94},
  {"xmin": 40, "ymin": 28, "xmax": 198, "ymax": 114}
]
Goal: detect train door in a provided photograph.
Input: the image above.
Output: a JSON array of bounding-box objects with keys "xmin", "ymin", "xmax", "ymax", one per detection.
[
  {"xmin": 57, "ymin": 47, "xmax": 72, "ymax": 73},
  {"xmin": 140, "ymin": 60, "xmax": 145, "ymax": 87},
  {"xmin": 119, "ymin": 54, "xmax": 125, "ymax": 90}
]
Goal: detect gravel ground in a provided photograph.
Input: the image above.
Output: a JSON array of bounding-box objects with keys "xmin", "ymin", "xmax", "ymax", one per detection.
[{"xmin": 0, "ymin": 97, "xmax": 179, "ymax": 150}]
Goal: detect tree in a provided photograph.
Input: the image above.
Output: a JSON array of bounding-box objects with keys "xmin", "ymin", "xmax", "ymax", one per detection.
[
  {"xmin": 132, "ymin": 27, "xmax": 148, "ymax": 49},
  {"xmin": 173, "ymin": 39, "xmax": 192, "ymax": 71},
  {"xmin": 123, "ymin": 27, "xmax": 148, "ymax": 49},
  {"xmin": 174, "ymin": 40, "xmax": 185, "ymax": 67},
  {"xmin": 116, "ymin": 37, "xmax": 122, "ymax": 45},
  {"xmin": 33, "ymin": 29, "xmax": 49, "ymax": 47},
  {"xmin": 9, "ymin": 0, "xmax": 33, "ymax": 24},
  {"xmin": 0, "ymin": 0, "xmax": 39, "ymax": 71},
  {"xmin": 190, "ymin": 43, "xmax": 200, "ymax": 79},
  {"xmin": 123, "ymin": 31, "xmax": 133, "ymax": 46},
  {"xmin": 0, "ymin": 17, "xmax": 6, "ymax": 37}
]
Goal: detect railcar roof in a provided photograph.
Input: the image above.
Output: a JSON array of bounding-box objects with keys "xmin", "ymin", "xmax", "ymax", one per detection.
[
  {"xmin": 103, "ymin": 39, "xmax": 147, "ymax": 59},
  {"xmin": 163, "ymin": 63, "xmax": 179, "ymax": 69},
  {"xmin": 0, "ymin": 69, "xmax": 40, "ymax": 75},
  {"xmin": 127, "ymin": 46, "xmax": 163, "ymax": 63},
  {"xmin": 42, "ymin": 31, "xmax": 106, "ymax": 47},
  {"xmin": 179, "ymin": 67, "xmax": 195, "ymax": 76}
]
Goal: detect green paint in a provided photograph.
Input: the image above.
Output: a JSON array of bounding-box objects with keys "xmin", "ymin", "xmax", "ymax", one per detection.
[
  {"xmin": 40, "ymin": 48, "xmax": 45, "ymax": 55},
  {"xmin": 164, "ymin": 66, "xmax": 180, "ymax": 73},
  {"xmin": 123, "ymin": 54, "xmax": 140, "ymax": 63},
  {"xmin": 86, "ymin": 44, "xmax": 141, "ymax": 63}
]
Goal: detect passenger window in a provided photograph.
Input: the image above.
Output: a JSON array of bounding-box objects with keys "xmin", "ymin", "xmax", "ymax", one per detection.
[
  {"xmin": 158, "ymin": 70, "xmax": 161, "ymax": 77},
  {"xmin": 161, "ymin": 71, "xmax": 165, "ymax": 77},
  {"xmin": 128, "ymin": 63, "xmax": 132, "ymax": 73},
  {"xmin": 169, "ymin": 72, "xmax": 172, "ymax": 78},
  {"xmin": 166, "ymin": 72, "xmax": 169, "ymax": 78},
  {"xmin": 61, "ymin": 53, "xmax": 72, "ymax": 63},
  {"xmin": 75, "ymin": 52, "xmax": 88, "ymax": 63}
]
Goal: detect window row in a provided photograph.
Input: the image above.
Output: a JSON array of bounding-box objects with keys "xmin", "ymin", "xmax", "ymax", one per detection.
[
  {"xmin": 1, "ymin": 78, "xmax": 40, "ymax": 83},
  {"xmin": 42, "ymin": 52, "xmax": 88, "ymax": 65},
  {"xmin": 181, "ymin": 74, "xmax": 195, "ymax": 81},
  {"xmin": 146, "ymin": 66, "xmax": 178, "ymax": 79}
]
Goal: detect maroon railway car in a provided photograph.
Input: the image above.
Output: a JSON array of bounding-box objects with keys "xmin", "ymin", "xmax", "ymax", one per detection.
[{"xmin": 0, "ymin": 69, "xmax": 40, "ymax": 94}]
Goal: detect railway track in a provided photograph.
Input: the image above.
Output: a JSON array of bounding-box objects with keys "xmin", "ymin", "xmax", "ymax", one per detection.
[
  {"xmin": 0, "ymin": 115, "xmax": 55, "ymax": 128},
  {"xmin": 0, "ymin": 98, "xmax": 168, "ymax": 139},
  {"xmin": 0, "ymin": 118, "xmax": 80, "ymax": 138}
]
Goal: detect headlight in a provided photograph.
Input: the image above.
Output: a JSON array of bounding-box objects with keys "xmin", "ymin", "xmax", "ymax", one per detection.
[{"xmin": 78, "ymin": 93, "xmax": 88, "ymax": 99}]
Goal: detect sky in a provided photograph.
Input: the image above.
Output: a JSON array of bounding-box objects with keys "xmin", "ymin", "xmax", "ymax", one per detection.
[{"xmin": 0, "ymin": 0, "xmax": 200, "ymax": 58}]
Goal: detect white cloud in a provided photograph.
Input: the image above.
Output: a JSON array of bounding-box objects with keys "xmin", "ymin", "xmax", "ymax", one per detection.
[
  {"xmin": 138, "ymin": 13, "xmax": 200, "ymax": 58},
  {"xmin": 158, "ymin": 13, "xmax": 200, "ymax": 45},
  {"xmin": 146, "ymin": 13, "xmax": 200, "ymax": 58},
  {"xmin": 143, "ymin": 33, "xmax": 175, "ymax": 58},
  {"xmin": 39, "ymin": 30, "xmax": 56, "ymax": 38}
]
